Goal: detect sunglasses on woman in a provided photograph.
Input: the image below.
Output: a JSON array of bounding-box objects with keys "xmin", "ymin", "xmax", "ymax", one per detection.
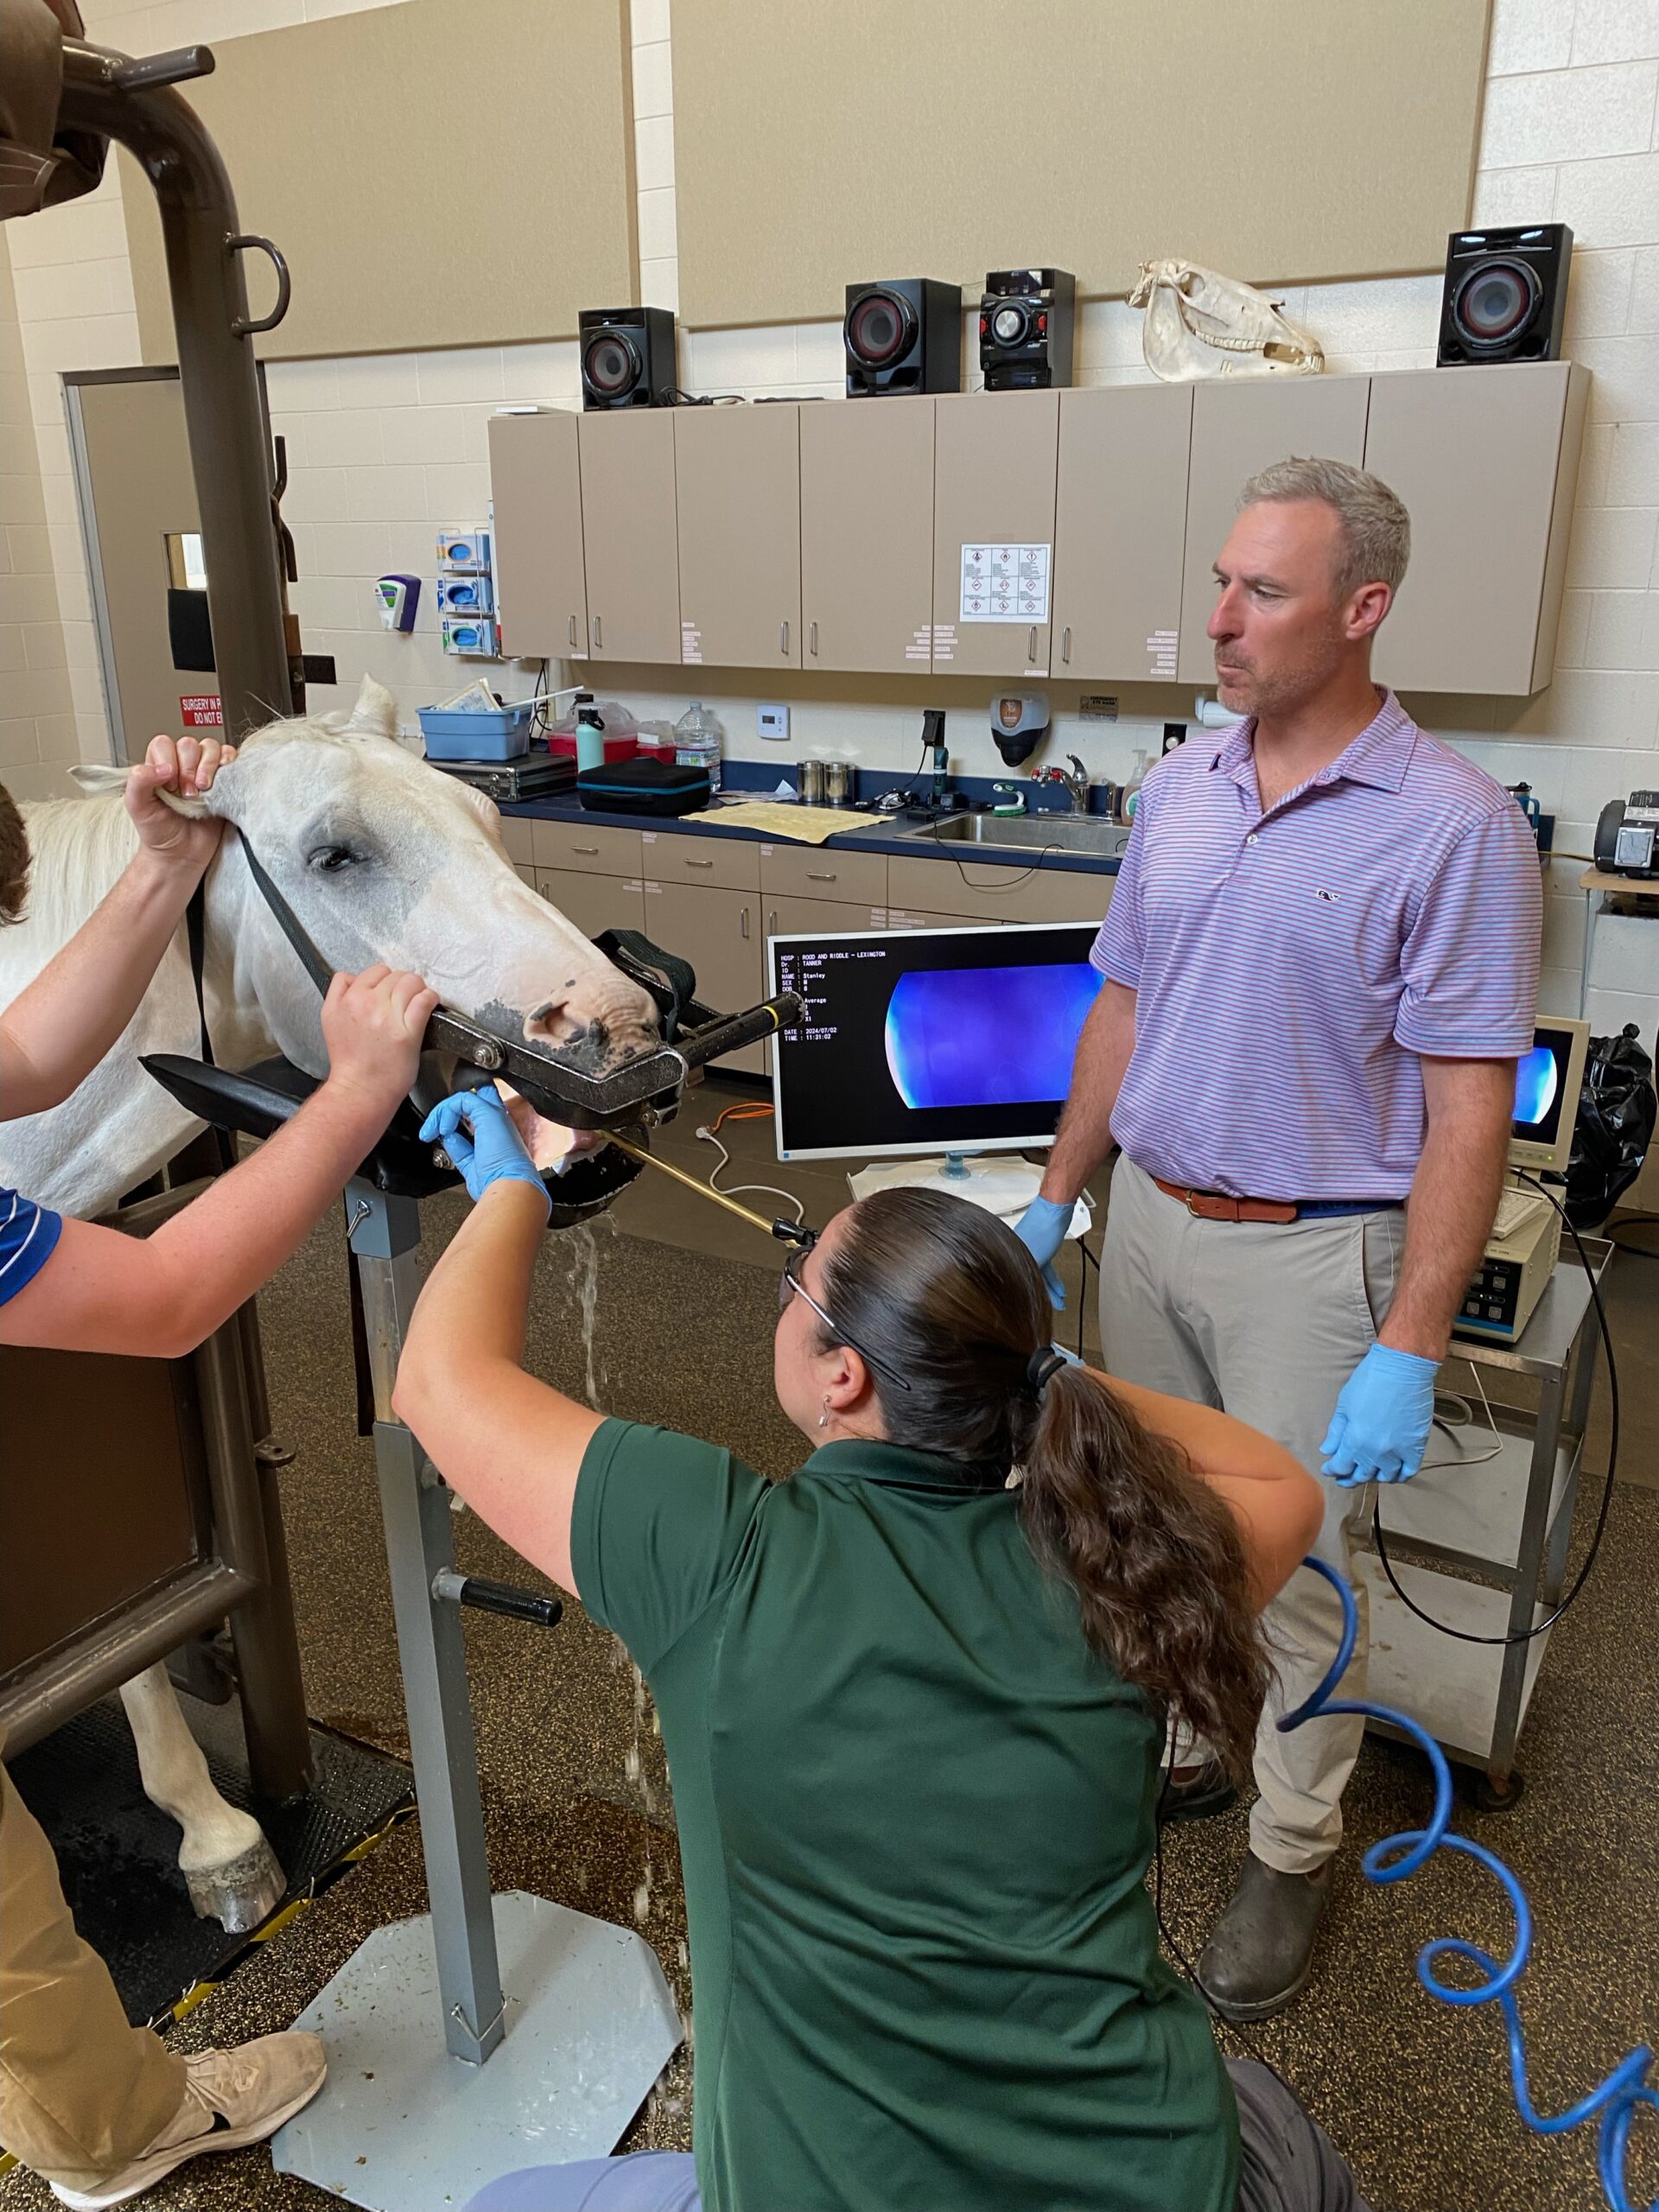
[{"xmin": 778, "ymin": 1246, "xmax": 912, "ymax": 1393}]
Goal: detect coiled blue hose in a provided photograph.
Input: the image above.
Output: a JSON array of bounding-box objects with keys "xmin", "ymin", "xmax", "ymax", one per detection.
[{"xmin": 1285, "ymin": 1556, "xmax": 1659, "ymax": 2210}]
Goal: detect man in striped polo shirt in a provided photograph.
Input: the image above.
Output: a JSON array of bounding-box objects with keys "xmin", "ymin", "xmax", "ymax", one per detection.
[{"xmin": 1018, "ymin": 457, "xmax": 1541, "ymax": 2021}]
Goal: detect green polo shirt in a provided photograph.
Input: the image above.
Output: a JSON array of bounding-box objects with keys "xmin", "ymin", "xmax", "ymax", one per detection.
[{"xmin": 573, "ymin": 1418, "xmax": 1238, "ymax": 2212}]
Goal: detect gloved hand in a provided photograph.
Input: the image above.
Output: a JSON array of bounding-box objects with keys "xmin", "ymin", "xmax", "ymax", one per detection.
[
  {"xmin": 418, "ymin": 1086, "xmax": 550, "ymax": 1221},
  {"xmin": 1013, "ymin": 1194, "xmax": 1074, "ymax": 1309},
  {"xmin": 1321, "ymin": 1342, "xmax": 1441, "ymax": 1486}
]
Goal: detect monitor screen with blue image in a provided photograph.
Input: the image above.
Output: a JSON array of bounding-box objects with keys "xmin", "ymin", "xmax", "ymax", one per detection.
[
  {"xmin": 1509, "ymin": 1014, "xmax": 1591, "ymax": 1175},
  {"xmin": 769, "ymin": 922, "xmax": 1104, "ymax": 1160}
]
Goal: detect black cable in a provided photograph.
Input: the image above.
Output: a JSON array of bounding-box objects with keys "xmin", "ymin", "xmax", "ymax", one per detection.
[
  {"xmin": 1609, "ymin": 1219, "xmax": 1659, "ymax": 1261},
  {"xmin": 1151, "ymin": 1762, "xmax": 1283, "ymax": 2078},
  {"xmin": 1370, "ymin": 1171, "xmax": 1620, "ymax": 1648}
]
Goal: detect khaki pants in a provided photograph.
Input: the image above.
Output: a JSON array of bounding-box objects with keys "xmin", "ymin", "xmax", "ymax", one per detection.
[
  {"xmin": 0, "ymin": 1756, "xmax": 186, "ymax": 2192},
  {"xmin": 1097, "ymin": 1158, "xmax": 1403, "ymax": 1876}
]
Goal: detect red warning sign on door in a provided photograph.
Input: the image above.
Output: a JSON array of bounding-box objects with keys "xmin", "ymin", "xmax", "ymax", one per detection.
[{"xmin": 179, "ymin": 695, "xmax": 223, "ymax": 728}]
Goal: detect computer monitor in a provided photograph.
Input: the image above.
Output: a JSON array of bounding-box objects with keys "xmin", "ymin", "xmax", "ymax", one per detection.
[
  {"xmin": 768, "ymin": 922, "xmax": 1103, "ymax": 1162},
  {"xmin": 1510, "ymin": 1014, "xmax": 1590, "ymax": 1175}
]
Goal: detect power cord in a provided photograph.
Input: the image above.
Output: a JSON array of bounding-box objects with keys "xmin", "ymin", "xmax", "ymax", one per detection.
[
  {"xmin": 695, "ymin": 1108, "xmax": 806, "ymax": 1229},
  {"xmin": 1370, "ymin": 1171, "xmax": 1620, "ymax": 1648}
]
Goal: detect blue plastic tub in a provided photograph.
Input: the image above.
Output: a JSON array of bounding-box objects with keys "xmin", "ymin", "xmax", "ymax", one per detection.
[{"xmin": 418, "ymin": 702, "xmax": 534, "ymax": 761}]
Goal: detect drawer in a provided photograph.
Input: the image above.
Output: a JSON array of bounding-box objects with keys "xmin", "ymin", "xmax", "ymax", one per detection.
[
  {"xmin": 530, "ymin": 819, "xmax": 643, "ymax": 876},
  {"xmin": 887, "ymin": 854, "xmax": 1113, "ymax": 926},
  {"xmin": 496, "ymin": 812, "xmax": 536, "ymax": 867},
  {"xmin": 759, "ymin": 842, "xmax": 889, "ymax": 905},
  {"xmin": 640, "ymin": 830, "xmax": 761, "ymax": 893}
]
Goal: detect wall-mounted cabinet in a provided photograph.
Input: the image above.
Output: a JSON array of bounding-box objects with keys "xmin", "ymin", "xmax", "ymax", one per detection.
[
  {"xmin": 1175, "ymin": 375, "xmax": 1371, "ymax": 684},
  {"xmin": 578, "ymin": 410, "xmax": 681, "ymax": 662},
  {"xmin": 488, "ymin": 367, "xmax": 1587, "ymax": 697},
  {"xmin": 490, "ymin": 411, "xmax": 588, "ymax": 659},
  {"xmin": 799, "ymin": 397, "xmax": 935, "ymax": 674},
  {"xmin": 1364, "ymin": 362, "xmax": 1587, "ymax": 698},
  {"xmin": 675, "ymin": 402, "xmax": 802, "ymax": 671},
  {"xmin": 1052, "ymin": 384, "xmax": 1192, "ymax": 684},
  {"xmin": 931, "ymin": 391, "xmax": 1059, "ymax": 680}
]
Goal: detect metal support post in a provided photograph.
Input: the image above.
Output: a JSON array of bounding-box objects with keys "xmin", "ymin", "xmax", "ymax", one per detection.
[{"xmin": 347, "ymin": 1182, "xmax": 504, "ymax": 2066}]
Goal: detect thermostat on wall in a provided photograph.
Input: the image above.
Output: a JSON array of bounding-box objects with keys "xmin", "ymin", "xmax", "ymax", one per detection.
[{"xmin": 758, "ymin": 702, "xmax": 790, "ymax": 742}]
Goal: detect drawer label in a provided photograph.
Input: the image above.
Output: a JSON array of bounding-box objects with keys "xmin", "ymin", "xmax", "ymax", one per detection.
[
  {"xmin": 1146, "ymin": 626, "xmax": 1178, "ymax": 677},
  {"xmin": 906, "ymin": 626, "xmax": 931, "ymax": 663},
  {"xmin": 960, "ymin": 543, "xmax": 1049, "ymax": 623},
  {"xmin": 681, "ymin": 621, "xmax": 703, "ymax": 664}
]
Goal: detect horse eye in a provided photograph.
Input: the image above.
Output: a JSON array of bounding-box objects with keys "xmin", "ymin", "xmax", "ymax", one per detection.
[{"xmin": 308, "ymin": 844, "xmax": 361, "ymax": 874}]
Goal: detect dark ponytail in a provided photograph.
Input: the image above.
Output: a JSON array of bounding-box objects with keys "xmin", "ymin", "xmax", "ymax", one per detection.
[
  {"xmin": 0, "ymin": 782, "xmax": 27, "ymax": 925},
  {"xmin": 818, "ymin": 1186, "xmax": 1269, "ymax": 1786}
]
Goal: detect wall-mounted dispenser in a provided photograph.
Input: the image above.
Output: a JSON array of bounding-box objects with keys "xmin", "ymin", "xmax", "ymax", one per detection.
[{"xmin": 376, "ymin": 574, "xmax": 420, "ymax": 632}]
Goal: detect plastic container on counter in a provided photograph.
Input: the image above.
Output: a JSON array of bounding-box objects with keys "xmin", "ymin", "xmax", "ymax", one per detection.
[
  {"xmin": 634, "ymin": 720, "xmax": 677, "ymax": 764},
  {"xmin": 547, "ymin": 696, "xmax": 639, "ymax": 766},
  {"xmin": 418, "ymin": 701, "xmax": 534, "ymax": 760},
  {"xmin": 673, "ymin": 700, "xmax": 725, "ymax": 792}
]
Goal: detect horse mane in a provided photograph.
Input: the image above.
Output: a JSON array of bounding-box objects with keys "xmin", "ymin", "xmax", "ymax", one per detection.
[{"xmin": 13, "ymin": 789, "xmax": 141, "ymax": 942}]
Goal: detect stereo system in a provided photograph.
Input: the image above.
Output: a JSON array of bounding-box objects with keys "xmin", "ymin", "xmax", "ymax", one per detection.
[
  {"xmin": 843, "ymin": 279, "xmax": 962, "ymax": 397},
  {"xmin": 979, "ymin": 268, "xmax": 1075, "ymax": 391},
  {"xmin": 1436, "ymin": 224, "xmax": 1573, "ymax": 368},
  {"xmin": 579, "ymin": 305, "xmax": 677, "ymax": 410}
]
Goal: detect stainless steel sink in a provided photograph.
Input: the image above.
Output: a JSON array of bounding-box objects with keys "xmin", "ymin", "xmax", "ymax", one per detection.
[{"xmin": 899, "ymin": 813, "xmax": 1129, "ymax": 856}]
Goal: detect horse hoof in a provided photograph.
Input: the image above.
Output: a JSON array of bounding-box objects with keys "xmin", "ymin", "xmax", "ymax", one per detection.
[{"xmin": 185, "ymin": 1837, "xmax": 287, "ymax": 1932}]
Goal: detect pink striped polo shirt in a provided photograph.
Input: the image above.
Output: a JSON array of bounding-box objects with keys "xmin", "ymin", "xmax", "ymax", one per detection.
[{"xmin": 1090, "ymin": 691, "xmax": 1542, "ymax": 1201}]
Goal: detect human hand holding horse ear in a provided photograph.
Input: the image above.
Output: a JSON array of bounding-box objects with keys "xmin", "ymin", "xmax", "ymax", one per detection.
[
  {"xmin": 319, "ymin": 963, "xmax": 439, "ymax": 1121},
  {"xmin": 125, "ymin": 734, "xmax": 238, "ymax": 873}
]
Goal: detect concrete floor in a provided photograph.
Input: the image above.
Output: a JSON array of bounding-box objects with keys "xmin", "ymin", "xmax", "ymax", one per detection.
[{"xmin": 5, "ymin": 1082, "xmax": 1659, "ymax": 2212}]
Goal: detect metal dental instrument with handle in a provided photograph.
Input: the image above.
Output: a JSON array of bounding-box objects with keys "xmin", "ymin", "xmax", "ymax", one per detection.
[{"xmin": 603, "ymin": 1131, "xmax": 816, "ymax": 1249}]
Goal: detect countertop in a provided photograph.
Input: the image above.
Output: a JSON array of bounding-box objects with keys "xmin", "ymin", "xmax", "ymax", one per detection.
[{"xmin": 499, "ymin": 790, "xmax": 1126, "ymax": 878}]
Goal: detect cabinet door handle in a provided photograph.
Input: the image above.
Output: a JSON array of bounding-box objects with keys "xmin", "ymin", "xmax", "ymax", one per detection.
[
  {"xmin": 1061, "ymin": 625, "xmax": 1071, "ymax": 664},
  {"xmin": 1027, "ymin": 626, "xmax": 1037, "ymax": 661},
  {"xmin": 809, "ymin": 620, "xmax": 818, "ymax": 657},
  {"xmin": 572, "ymin": 844, "xmax": 600, "ymax": 855},
  {"xmin": 768, "ymin": 908, "xmax": 777, "ymax": 933},
  {"xmin": 569, "ymin": 613, "xmax": 579, "ymax": 649},
  {"xmin": 781, "ymin": 620, "xmax": 790, "ymax": 655},
  {"xmin": 684, "ymin": 856, "xmax": 715, "ymax": 869},
  {"xmin": 593, "ymin": 613, "xmax": 603, "ymax": 649},
  {"xmin": 741, "ymin": 906, "xmax": 751, "ymax": 939},
  {"xmin": 806, "ymin": 870, "xmax": 837, "ymax": 882}
]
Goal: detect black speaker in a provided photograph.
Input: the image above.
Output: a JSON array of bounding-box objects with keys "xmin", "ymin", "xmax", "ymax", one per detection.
[
  {"xmin": 979, "ymin": 268, "xmax": 1075, "ymax": 391},
  {"xmin": 579, "ymin": 306, "xmax": 677, "ymax": 410},
  {"xmin": 843, "ymin": 280, "xmax": 961, "ymax": 397},
  {"xmin": 1437, "ymin": 225, "xmax": 1573, "ymax": 367}
]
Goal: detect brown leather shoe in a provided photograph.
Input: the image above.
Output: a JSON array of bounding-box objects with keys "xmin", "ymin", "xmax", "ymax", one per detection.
[{"xmin": 1157, "ymin": 1758, "xmax": 1238, "ymax": 1824}]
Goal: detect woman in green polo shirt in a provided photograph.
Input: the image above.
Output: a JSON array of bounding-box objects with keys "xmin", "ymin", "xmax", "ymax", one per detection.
[{"xmin": 394, "ymin": 1086, "xmax": 1370, "ymax": 2212}]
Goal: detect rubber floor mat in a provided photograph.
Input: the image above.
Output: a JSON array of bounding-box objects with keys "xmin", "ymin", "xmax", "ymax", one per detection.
[{"xmin": 5, "ymin": 1690, "xmax": 411, "ymax": 2026}]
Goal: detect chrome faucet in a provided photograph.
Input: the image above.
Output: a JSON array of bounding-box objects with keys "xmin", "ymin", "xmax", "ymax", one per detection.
[{"xmin": 1031, "ymin": 755, "xmax": 1090, "ymax": 816}]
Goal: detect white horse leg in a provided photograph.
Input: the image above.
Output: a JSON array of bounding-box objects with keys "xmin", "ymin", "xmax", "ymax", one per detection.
[{"xmin": 118, "ymin": 1662, "xmax": 286, "ymax": 1933}]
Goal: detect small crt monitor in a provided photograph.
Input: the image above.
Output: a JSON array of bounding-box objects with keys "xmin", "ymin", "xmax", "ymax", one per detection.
[
  {"xmin": 768, "ymin": 921, "xmax": 1103, "ymax": 1162},
  {"xmin": 1510, "ymin": 1014, "xmax": 1590, "ymax": 1175}
]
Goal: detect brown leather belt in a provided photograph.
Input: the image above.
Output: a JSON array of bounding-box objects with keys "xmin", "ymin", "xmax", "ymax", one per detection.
[{"xmin": 1153, "ymin": 1179, "xmax": 1300, "ymax": 1223}]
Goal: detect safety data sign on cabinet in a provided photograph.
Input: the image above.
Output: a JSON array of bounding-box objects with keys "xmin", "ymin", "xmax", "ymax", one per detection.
[{"xmin": 959, "ymin": 543, "xmax": 1049, "ymax": 624}]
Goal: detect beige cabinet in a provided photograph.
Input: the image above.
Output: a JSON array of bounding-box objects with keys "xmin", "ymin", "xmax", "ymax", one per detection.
[
  {"xmin": 1176, "ymin": 374, "xmax": 1372, "ymax": 683},
  {"xmin": 578, "ymin": 410, "xmax": 681, "ymax": 663},
  {"xmin": 799, "ymin": 397, "xmax": 935, "ymax": 673},
  {"xmin": 931, "ymin": 391, "xmax": 1060, "ymax": 678},
  {"xmin": 529, "ymin": 818, "xmax": 643, "ymax": 876},
  {"xmin": 1052, "ymin": 385, "xmax": 1192, "ymax": 683},
  {"xmin": 639, "ymin": 829, "xmax": 760, "ymax": 893},
  {"xmin": 765, "ymin": 893, "xmax": 884, "ymax": 944},
  {"xmin": 1364, "ymin": 363, "xmax": 1587, "ymax": 697},
  {"xmin": 887, "ymin": 855, "xmax": 1113, "ymax": 927},
  {"xmin": 643, "ymin": 878, "xmax": 766, "ymax": 1074},
  {"xmin": 488, "ymin": 412, "xmax": 588, "ymax": 658},
  {"xmin": 759, "ymin": 844, "xmax": 888, "ymax": 906},
  {"xmin": 534, "ymin": 866, "xmax": 644, "ymax": 940},
  {"xmin": 675, "ymin": 404, "xmax": 802, "ymax": 671}
]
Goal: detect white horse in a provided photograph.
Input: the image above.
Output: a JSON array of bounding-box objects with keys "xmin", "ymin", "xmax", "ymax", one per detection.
[{"xmin": 1, "ymin": 675, "xmax": 660, "ymax": 1929}]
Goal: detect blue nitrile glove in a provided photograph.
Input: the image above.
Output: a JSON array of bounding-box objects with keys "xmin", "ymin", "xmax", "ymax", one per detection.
[
  {"xmin": 1014, "ymin": 1194, "xmax": 1074, "ymax": 1309},
  {"xmin": 1321, "ymin": 1342, "xmax": 1441, "ymax": 1486},
  {"xmin": 418, "ymin": 1085, "xmax": 550, "ymax": 1221}
]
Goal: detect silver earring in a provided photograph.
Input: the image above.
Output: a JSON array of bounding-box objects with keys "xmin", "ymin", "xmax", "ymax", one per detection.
[{"xmin": 818, "ymin": 1395, "xmax": 831, "ymax": 1429}]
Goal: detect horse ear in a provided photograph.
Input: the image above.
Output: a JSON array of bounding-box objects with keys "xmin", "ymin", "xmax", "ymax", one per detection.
[
  {"xmin": 67, "ymin": 762, "xmax": 219, "ymax": 821},
  {"xmin": 345, "ymin": 673, "xmax": 398, "ymax": 741}
]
